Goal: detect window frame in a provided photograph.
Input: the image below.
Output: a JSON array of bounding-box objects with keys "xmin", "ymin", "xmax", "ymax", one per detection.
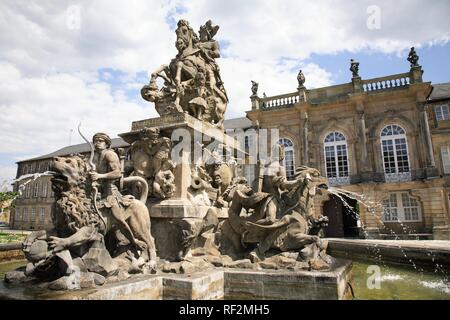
[
  {"xmin": 440, "ymin": 146, "xmax": 450, "ymax": 174},
  {"xmin": 380, "ymin": 124, "xmax": 411, "ymax": 182},
  {"xmin": 278, "ymin": 138, "xmax": 296, "ymax": 181},
  {"xmin": 435, "ymin": 105, "xmax": 450, "ymax": 121},
  {"xmin": 323, "ymin": 132, "xmax": 350, "ymax": 185},
  {"xmin": 382, "ymin": 192, "xmax": 422, "ymax": 222}
]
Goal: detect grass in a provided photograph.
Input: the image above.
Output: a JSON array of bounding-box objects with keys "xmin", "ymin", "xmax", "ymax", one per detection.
[{"xmin": 0, "ymin": 233, "xmax": 27, "ymax": 244}]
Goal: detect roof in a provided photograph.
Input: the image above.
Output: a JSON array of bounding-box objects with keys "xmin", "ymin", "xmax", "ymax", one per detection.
[
  {"xmin": 428, "ymin": 82, "xmax": 450, "ymax": 101},
  {"xmin": 17, "ymin": 137, "xmax": 129, "ymax": 163},
  {"xmin": 223, "ymin": 117, "xmax": 254, "ymax": 130},
  {"xmin": 17, "ymin": 117, "xmax": 253, "ymax": 164}
]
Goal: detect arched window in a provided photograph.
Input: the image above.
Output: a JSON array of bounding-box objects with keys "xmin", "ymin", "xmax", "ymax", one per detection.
[
  {"xmin": 324, "ymin": 132, "xmax": 349, "ymax": 185},
  {"xmin": 278, "ymin": 138, "xmax": 295, "ymax": 180},
  {"xmin": 380, "ymin": 124, "xmax": 411, "ymax": 182}
]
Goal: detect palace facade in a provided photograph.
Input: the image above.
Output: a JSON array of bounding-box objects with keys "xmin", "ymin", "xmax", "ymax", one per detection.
[
  {"xmin": 244, "ymin": 60, "xmax": 450, "ymax": 240},
  {"xmin": 9, "ymin": 57, "xmax": 450, "ymax": 240}
]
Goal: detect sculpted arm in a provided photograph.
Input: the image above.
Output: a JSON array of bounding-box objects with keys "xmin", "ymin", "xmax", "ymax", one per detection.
[
  {"xmin": 48, "ymin": 226, "xmax": 97, "ymax": 253},
  {"xmin": 91, "ymin": 151, "xmax": 122, "ymax": 181}
]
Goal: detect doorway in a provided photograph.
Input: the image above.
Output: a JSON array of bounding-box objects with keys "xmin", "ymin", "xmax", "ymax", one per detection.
[{"xmin": 323, "ymin": 194, "xmax": 359, "ymax": 238}]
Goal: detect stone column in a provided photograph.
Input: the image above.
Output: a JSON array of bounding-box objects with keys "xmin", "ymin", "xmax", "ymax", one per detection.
[
  {"xmin": 250, "ymin": 95, "xmax": 260, "ymax": 110},
  {"xmin": 301, "ymin": 111, "xmax": 309, "ymax": 165},
  {"xmin": 357, "ymin": 110, "xmax": 368, "ymax": 160},
  {"xmin": 418, "ymin": 102, "xmax": 437, "ymax": 171}
]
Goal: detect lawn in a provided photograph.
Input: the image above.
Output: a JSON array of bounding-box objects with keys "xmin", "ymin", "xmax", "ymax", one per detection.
[{"xmin": 0, "ymin": 233, "xmax": 27, "ymax": 244}]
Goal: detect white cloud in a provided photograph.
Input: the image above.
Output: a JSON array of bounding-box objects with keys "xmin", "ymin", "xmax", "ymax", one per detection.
[
  {"xmin": 0, "ymin": 165, "xmax": 17, "ymax": 191},
  {"xmin": 172, "ymin": 0, "xmax": 450, "ymax": 61},
  {"xmin": 0, "ymin": 62, "xmax": 156, "ymax": 157}
]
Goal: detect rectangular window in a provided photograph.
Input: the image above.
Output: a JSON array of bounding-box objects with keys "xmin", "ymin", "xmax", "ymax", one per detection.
[
  {"xmin": 383, "ymin": 194, "xmax": 398, "ymax": 221},
  {"xmin": 284, "ymin": 150, "xmax": 295, "ymax": 180},
  {"xmin": 23, "ymin": 208, "xmax": 28, "ymax": 221},
  {"xmin": 244, "ymin": 135, "xmax": 252, "ymax": 149},
  {"xmin": 31, "ymin": 208, "xmax": 36, "ymax": 221},
  {"xmin": 441, "ymin": 146, "xmax": 450, "ymax": 174},
  {"xmin": 42, "ymin": 182, "xmax": 48, "ymax": 198},
  {"xmin": 39, "ymin": 208, "xmax": 45, "ymax": 222},
  {"xmin": 15, "ymin": 210, "xmax": 21, "ymax": 221},
  {"xmin": 33, "ymin": 183, "xmax": 39, "ymax": 198},
  {"xmin": 382, "ymin": 192, "xmax": 422, "ymax": 222},
  {"xmin": 435, "ymin": 105, "xmax": 450, "ymax": 121},
  {"xmin": 25, "ymin": 183, "xmax": 31, "ymax": 198}
]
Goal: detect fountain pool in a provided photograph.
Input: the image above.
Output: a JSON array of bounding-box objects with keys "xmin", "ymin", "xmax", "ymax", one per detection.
[{"xmin": 1, "ymin": 259, "xmax": 449, "ymax": 300}]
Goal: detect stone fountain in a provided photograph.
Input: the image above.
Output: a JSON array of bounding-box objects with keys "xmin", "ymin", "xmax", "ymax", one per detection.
[{"xmin": 2, "ymin": 19, "xmax": 353, "ymax": 300}]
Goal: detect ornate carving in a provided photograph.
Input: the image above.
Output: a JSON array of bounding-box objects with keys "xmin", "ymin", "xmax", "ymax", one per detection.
[
  {"xmin": 297, "ymin": 69, "xmax": 306, "ymax": 89},
  {"xmin": 350, "ymin": 59, "xmax": 360, "ymax": 77},
  {"xmin": 129, "ymin": 128, "xmax": 176, "ymax": 200},
  {"xmin": 407, "ymin": 47, "xmax": 420, "ymax": 67},
  {"xmin": 142, "ymin": 19, "xmax": 228, "ymax": 129},
  {"xmin": 216, "ymin": 145, "xmax": 333, "ymax": 270},
  {"xmin": 20, "ymin": 148, "xmax": 157, "ymax": 289},
  {"xmin": 251, "ymin": 80, "xmax": 259, "ymax": 96}
]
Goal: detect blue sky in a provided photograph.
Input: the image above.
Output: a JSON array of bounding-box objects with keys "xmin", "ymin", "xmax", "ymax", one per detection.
[{"xmin": 0, "ymin": 0, "xmax": 449, "ymax": 189}]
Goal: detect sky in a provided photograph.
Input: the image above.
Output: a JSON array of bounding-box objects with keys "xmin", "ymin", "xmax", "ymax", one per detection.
[{"xmin": 0, "ymin": 0, "xmax": 450, "ymax": 189}]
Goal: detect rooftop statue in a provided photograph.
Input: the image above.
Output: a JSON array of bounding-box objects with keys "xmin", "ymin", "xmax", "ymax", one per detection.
[
  {"xmin": 251, "ymin": 80, "xmax": 259, "ymax": 96},
  {"xmin": 142, "ymin": 19, "xmax": 228, "ymax": 129},
  {"xmin": 350, "ymin": 59, "xmax": 360, "ymax": 78},
  {"xmin": 297, "ymin": 69, "xmax": 306, "ymax": 89},
  {"xmin": 407, "ymin": 47, "xmax": 420, "ymax": 67}
]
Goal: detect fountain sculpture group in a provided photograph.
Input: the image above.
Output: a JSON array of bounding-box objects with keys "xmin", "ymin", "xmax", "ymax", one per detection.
[{"xmin": 4, "ymin": 20, "xmax": 352, "ymax": 299}]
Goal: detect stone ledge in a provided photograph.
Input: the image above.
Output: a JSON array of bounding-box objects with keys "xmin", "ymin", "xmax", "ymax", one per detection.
[
  {"xmin": 0, "ymin": 260, "xmax": 353, "ymax": 300},
  {"xmin": 326, "ymin": 238, "xmax": 450, "ymax": 270}
]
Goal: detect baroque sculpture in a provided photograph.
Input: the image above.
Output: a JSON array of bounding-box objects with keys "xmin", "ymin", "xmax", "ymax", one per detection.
[
  {"xmin": 16, "ymin": 133, "xmax": 157, "ymax": 290},
  {"xmin": 350, "ymin": 59, "xmax": 360, "ymax": 77},
  {"xmin": 141, "ymin": 19, "xmax": 228, "ymax": 129},
  {"xmin": 6, "ymin": 19, "xmax": 341, "ymax": 294},
  {"xmin": 407, "ymin": 47, "xmax": 420, "ymax": 67},
  {"xmin": 251, "ymin": 80, "xmax": 259, "ymax": 96},
  {"xmin": 297, "ymin": 69, "xmax": 306, "ymax": 89}
]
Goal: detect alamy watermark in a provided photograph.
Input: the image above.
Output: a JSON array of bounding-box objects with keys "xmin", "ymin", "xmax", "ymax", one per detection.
[
  {"xmin": 366, "ymin": 5, "xmax": 381, "ymax": 30},
  {"xmin": 66, "ymin": 5, "xmax": 81, "ymax": 30},
  {"xmin": 366, "ymin": 265, "xmax": 381, "ymax": 289}
]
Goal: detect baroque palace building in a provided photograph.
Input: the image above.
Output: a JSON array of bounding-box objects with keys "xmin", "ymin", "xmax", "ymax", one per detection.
[
  {"xmin": 9, "ymin": 52, "xmax": 450, "ymax": 240},
  {"xmin": 244, "ymin": 55, "xmax": 450, "ymax": 240}
]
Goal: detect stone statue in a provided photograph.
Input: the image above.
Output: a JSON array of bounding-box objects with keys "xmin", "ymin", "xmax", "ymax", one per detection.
[
  {"xmin": 129, "ymin": 128, "xmax": 175, "ymax": 200},
  {"xmin": 216, "ymin": 144, "xmax": 333, "ymax": 270},
  {"xmin": 251, "ymin": 80, "xmax": 259, "ymax": 96},
  {"xmin": 143, "ymin": 19, "xmax": 228, "ymax": 129},
  {"xmin": 297, "ymin": 69, "xmax": 306, "ymax": 89},
  {"xmin": 350, "ymin": 59, "xmax": 360, "ymax": 77},
  {"xmin": 407, "ymin": 47, "xmax": 420, "ymax": 67},
  {"xmin": 15, "ymin": 134, "xmax": 158, "ymax": 289}
]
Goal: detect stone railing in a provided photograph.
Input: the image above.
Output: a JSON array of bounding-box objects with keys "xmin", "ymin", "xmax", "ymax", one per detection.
[
  {"xmin": 384, "ymin": 171, "xmax": 412, "ymax": 183},
  {"xmin": 328, "ymin": 176, "xmax": 351, "ymax": 186},
  {"xmin": 260, "ymin": 92, "xmax": 303, "ymax": 110},
  {"xmin": 362, "ymin": 73, "xmax": 410, "ymax": 93}
]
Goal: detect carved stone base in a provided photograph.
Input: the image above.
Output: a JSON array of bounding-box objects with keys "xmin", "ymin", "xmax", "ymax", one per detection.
[
  {"xmin": 148, "ymin": 201, "xmax": 228, "ymax": 261},
  {"xmin": 0, "ymin": 260, "xmax": 353, "ymax": 300}
]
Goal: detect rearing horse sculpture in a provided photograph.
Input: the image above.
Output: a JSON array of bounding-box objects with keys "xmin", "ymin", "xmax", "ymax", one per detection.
[
  {"xmin": 145, "ymin": 20, "xmax": 227, "ymax": 128},
  {"xmin": 152, "ymin": 20, "xmax": 207, "ymax": 110}
]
